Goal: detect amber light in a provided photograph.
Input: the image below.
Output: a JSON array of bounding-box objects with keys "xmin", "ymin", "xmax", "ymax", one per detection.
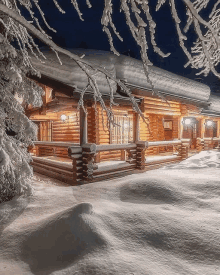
[
  {"xmin": 60, "ymin": 114, "xmax": 67, "ymax": 122},
  {"xmin": 206, "ymin": 120, "xmax": 213, "ymax": 127},
  {"xmin": 184, "ymin": 118, "xmax": 192, "ymax": 125}
]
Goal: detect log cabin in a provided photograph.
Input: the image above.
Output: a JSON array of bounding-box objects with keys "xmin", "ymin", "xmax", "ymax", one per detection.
[{"xmin": 26, "ymin": 49, "xmax": 220, "ymax": 184}]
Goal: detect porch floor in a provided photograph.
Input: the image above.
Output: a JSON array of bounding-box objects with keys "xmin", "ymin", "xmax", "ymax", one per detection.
[{"xmin": 145, "ymin": 154, "xmax": 178, "ymax": 163}]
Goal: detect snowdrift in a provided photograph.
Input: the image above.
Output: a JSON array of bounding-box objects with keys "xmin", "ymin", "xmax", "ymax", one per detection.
[
  {"xmin": 0, "ymin": 150, "xmax": 220, "ymax": 274},
  {"xmin": 166, "ymin": 150, "xmax": 220, "ymax": 169}
]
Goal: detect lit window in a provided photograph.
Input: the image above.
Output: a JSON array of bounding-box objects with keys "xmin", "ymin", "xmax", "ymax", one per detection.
[{"xmin": 111, "ymin": 115, "xmax": 133, "ymax": 144}]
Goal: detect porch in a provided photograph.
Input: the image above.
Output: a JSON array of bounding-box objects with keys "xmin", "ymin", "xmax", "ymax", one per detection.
[{"xmin": 30, "ymin": 139, "xmax": 193, "ymax": 184}]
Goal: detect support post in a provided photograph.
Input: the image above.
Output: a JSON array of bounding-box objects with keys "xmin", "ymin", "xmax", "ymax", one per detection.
[
  {"xmin": 68, "ymin": 146, "xmax": 83, "ymax": 183},
  {"xmin": 196, "ymin": 138, "xmax": 204, "ymax": 152},
  {"xmin": 204, "ymin": 138, "xmax": 213, "ymax": 150},
  {"xmin": 180, "ymin": 139, "xmax": 189, "ymax": 160},
  {"xmin": 217, "ymin": 121, "xmax": 220, "ymax": 138},
  {"xmin": 80, "ymin": 107, "xmax": 88, "ymax": 146},
  {"xmin": 136, "ymin": 141, "xmax": 148, "ymax": 170},
  {"xmin": 82, "ymin": 143, "xmax": 98, "ymax": 181},
  {"xmin": 178, "ymin": 117, "xmax": 183, "ymax": 140},
  {"xmin": 201, "ymin": 118, "xmax": 205, "ymax": 139},
  {"xmin": 134, "ymin": 113, "xmax": 140, "ymax": 142}
]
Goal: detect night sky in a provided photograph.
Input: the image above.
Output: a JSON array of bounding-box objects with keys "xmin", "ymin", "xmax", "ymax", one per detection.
[{"xmin": 26, "ymin": 0, "xmax": 220, "ymax": 94}]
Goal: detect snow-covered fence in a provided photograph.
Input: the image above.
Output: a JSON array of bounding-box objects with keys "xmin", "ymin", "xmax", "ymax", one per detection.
[
  {"xmin": 80, "ymin": 143, "xmax": 137, "ymax": 182},
  {"xmin": 143, "ymin": 139, "xmax": 190, "ymax": 170},
  {"xmin": 31, "ymin": 142, "xmax": 81, "ymax": 184},
  {"xmin": 196, "ymin": 138, "xmax": 204, "ymax": 152},
  {"xmin": 202, "ymin": 137, "xmax": 220, "ymax": 150},
  {"xmin": 77, "ymin": 140, "xmax": 190, "ymax": 183},
  {"xmin": 212, "ymin": 138, "xmax": 220, "ymax": 149}
]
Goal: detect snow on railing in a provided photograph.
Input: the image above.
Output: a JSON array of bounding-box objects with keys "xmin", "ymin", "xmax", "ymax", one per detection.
[{"xmin": 68, "ymin": 139, "xmax": 191, "ymax": 182}]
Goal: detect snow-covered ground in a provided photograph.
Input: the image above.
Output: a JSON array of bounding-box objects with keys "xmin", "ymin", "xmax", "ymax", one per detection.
[{"xmin": 0, "ymin": 150, "xmax": 220, "ymax": 275}]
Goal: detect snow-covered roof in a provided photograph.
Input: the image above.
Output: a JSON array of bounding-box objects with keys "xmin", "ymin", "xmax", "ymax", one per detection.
[
  {"xmin": 30, "ymin": 49, "xmax": 211, "ymax": 102},
  {"xmin": 115, "ymin": 55, "xmax": 211, "ymax": 102},
  {"xmin": 206, "ymin": 95, "xmax": 220, "ymax": 114},
  {"xmin": 30, "ymin": 49, "xmax": 117, "ymax": 94}
]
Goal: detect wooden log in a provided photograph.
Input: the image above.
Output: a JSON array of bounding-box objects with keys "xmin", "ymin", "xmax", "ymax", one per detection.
[
  {"xmin": 92, "ymin": 169, "xmax": 134, "ymax": 182},
  {"xmin": 82, "ymin": 143, "xmax": 97, "ymax": 153},
  {"xmin": 96, "ymin": 143, "xmax": 136, "ymax": 152},
  {"xmin": 144, "ymin": 100, "xmax": 180, "ymax": 108},
  {"xmin": 52, "ymin": 134, "xmax": 80, "ymax": 138},
  {"xmin": 99, "ymin": 152, "xmax": 121, "ymax": 157},
  {"xmin": 93, "ymin": 163, "xmax": 135, "ymax": 176},
  {"xmin": 34, "ymin": 141, "xmax": 79, "ymax": 147},
  {"xmin": 72, "ymin": 159, "xmax": 83, "ymax": 166},
  {"xmin": 82, "ymin": 163, "xmax": 98, "ymax": 171},
  {"xmin": 80, "ymin": 107, "xmax": 88, "ymax": 145},
  {"xmin": 32, "ymin": 157, "xmax": 73, "ymax": 172},
  {"xmin": 31, "ymin": 161, "xmax": 73, "ymax": 177},
  {"xmin": 52, "ymin": 122, "xmax": 80, "ymax": 126},
  {"xmin": 126, "ymin": 159, "xmax": 136, "ymax": 164},
  {"xmin": 33, "ymin": 166, "xmax": 77, "ymax": 185},
  {"xmin": 136, "ymin": 141, "xmax": 148, "ymax": 148},
  {"xmin": 72, "ymin": 166, "xmax": 83, "ymax": 173},
  {"xmin": 69, "ymin": 154, "xmax": 83, "ymax": 160},
  {"xmin": 68, "ymin": 147, "xmax": 82, "ymax": 155}
]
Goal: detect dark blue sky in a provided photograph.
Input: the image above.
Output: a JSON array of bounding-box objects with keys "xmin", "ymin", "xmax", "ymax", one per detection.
[{"xmin": 27, "ymin": 0, "xmax": 220, "ymax": 94}]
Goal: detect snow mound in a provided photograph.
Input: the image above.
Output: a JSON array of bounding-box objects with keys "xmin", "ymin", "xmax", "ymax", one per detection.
[
  {"xmin": 20, "ymin": 202, "xmax": 107, "ymax": 273},
  {"xmin": 0, "ymin": 162, "xmax": 220, "ymax": 274},
  {"xmin": 120, "ymin": 178, "xmax": 181, "ymax": 204},
  {"xmin": 166, "ymin": 150, "xmax": 220, "ymax": 169}
]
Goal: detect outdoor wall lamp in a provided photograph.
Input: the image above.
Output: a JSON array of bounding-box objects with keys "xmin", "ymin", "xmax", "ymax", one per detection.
[
  {"xmin": 206, "ymin": 120, "xmax": 213, "ymax": 127},
  {"xmin": 60, "ymin": 114, "xmax": 67, "ymax": 122},
  {"xmin": 184, "ymin": 118, "xmax": 192, "ymax": 125}
]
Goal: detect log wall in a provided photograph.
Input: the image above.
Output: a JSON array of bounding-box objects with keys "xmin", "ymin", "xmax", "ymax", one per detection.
[
  {"xmin": 144, "ymin": 96, "xmax": 181, "ymax": 116},
  {"xmin": 88, "ymin": 105, "xmax": 135, "ymax": 162},
  {"xmin": 37, "ymin": 146, "xmax": 69, "ymax": 158},
  {"xmin": 139, "ymin": 96, "xmax": 182, "ymax": 156},
  {"xmin": 52, "ymin": 111, "xmax": 80, "ymax": 143}
]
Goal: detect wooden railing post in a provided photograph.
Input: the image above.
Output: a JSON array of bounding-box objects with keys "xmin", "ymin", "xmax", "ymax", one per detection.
[
  {"xmin": 213, "ymin": 138, "xmax": 220, "ymax": 149},
  {"xmin": 180, "ymin": 139, "xmax": 189, "ymax": 160},
  {"xmin": 204, "ymin": 138, "xmax": 210, "ymax": 150},
  {"xmin": 136, "ymin": 141, "xmax": 148, "ymax": 170},
  {"xmin": 126, "ymin": 147, "xmax": 137, "ymax": 164},
  {"xmin": 80, "ymin": 107, "xmax": 88, "ymax": 146},
  {"xmin": 82, "ymin": 143, "xmax": 98, "ymax": 181},
  {"xmin": 196, "ymin": 138, "xmax": 204, "ymax": 152},
  {"xmin": 68, "ymin": 146, "xmax": 83, "ymax": 183}
]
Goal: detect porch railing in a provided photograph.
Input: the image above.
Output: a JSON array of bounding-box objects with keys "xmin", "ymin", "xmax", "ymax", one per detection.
[
  {"xmin": 196, "ymin": 137, "xmax": 220, "ymax": 151},
  {"xmin": 68, "ymin": 139, "xmax": 190, "ymax": 183},
  {"xmin": 30, "ymin": 141, "xmax": 80, "ymax": 184},
  {"xmin": 31, "ymin": 141, "xmax": 80, "ymax": 158}
]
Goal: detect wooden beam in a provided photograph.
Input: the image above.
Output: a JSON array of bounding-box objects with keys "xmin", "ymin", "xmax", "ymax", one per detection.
[
  {"xmin": 201, "ymin": 118, "xmax": 206, "ymax": 139},
  {"xmin": 80, "ymin": 107, "xmax": 88, "ymax": 145},
  {"xmin": 178, "ymin": 117, "xmax": 183, "ymax": 139},
  {"xmin": 134, "ymin": 113, "xmax": 140, "ymax": 142}
]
